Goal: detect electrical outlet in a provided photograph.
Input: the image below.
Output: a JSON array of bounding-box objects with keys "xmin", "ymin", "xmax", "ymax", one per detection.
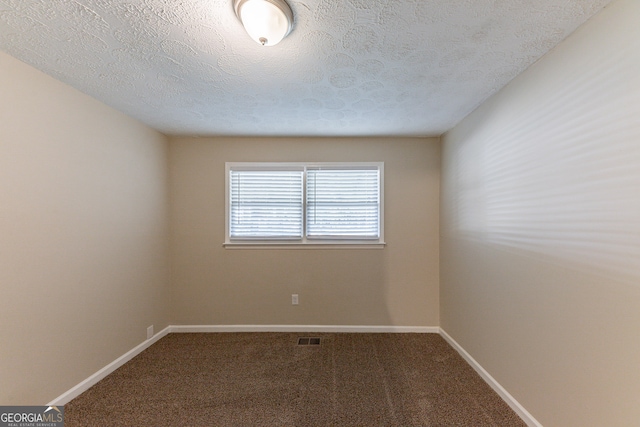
[
  {"xmin": 147, "ymin": 325, "xmax": 154, "ymax": 340},
  {"xmin": 292, "ymin": 294, "xmax": 299, "ymax": 305}
]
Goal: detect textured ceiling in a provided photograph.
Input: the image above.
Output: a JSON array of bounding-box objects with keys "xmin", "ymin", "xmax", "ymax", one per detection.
[{"xmin": 0, "ymin": 0, "xmax": 612, "ymax": 137}]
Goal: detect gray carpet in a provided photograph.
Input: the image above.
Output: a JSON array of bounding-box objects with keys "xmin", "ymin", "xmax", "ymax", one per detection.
[{"xmin": 65, "ymin": 333, "xmax": 526, "ymax": 426}]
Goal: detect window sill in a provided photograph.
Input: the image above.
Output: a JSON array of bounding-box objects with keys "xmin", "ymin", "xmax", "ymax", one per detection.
[{"xmin": 223, "ymin": 242, "xmax": 386, "ymax": 250}]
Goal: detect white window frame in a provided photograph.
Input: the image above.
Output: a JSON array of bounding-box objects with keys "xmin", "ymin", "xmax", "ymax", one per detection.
[{"xmin": 224, "ymin": 162, "xmax": 385, "ymax": 249}]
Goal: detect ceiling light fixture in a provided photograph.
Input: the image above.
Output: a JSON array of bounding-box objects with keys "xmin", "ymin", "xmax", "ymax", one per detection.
[{"xmin": 233, "ymin": 0, "xmax": 293, "ymax": 46}]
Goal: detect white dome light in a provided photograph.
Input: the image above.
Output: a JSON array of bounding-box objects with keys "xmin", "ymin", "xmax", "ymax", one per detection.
[{"xmin": 233, "ymin": 0, "xmax": 294, "ymax": 46}]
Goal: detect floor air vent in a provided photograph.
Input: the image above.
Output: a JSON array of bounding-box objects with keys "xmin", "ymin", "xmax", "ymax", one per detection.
[{"xmin": 297, "ymin": 337, "xmax": 321, "ymax": 346}]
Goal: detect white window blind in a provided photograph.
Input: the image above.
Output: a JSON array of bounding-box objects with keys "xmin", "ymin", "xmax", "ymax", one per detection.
[
  {"xmin": 229, "ymin": 169, "xmax": 303, "ymax": 239},
  {"xmin": 226, "ymin": 162, "xmax": 384, "ymax": 247},
  {"xmin": 306, "ymin": 167, "xmax": 380, "ymax": 239}
]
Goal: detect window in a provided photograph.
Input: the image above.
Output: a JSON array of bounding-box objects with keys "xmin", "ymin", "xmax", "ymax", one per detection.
[{"xmin": 225, "ymin": 162, "xmax": 384, "ymax": 248}]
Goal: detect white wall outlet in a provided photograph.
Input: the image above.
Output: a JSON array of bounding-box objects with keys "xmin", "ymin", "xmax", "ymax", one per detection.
[
  {"xmin": 292, "ymin": 294, "xmax": 299, "ymax": 305},
  {"xmin": 147, "ymin": 325, "xmax": 154, "ymax": 340}
]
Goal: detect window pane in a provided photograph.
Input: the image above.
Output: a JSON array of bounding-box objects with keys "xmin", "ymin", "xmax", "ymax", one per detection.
[
  {"xmin": 230, "ymin": 170, "xmax": 303, "ymax": 239},
  {"xmin": 306, "ymin": 168, "xmax": 380, "ymax": 239}
]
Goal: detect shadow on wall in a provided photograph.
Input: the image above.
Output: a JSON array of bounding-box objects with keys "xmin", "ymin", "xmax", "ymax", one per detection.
[{"xmin": 449, "ymin": 51, "xmax": 640, "ymax": 285}]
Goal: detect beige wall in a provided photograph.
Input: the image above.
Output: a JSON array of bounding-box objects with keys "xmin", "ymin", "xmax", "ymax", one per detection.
[
  {"xmin": 440, "ymin": 0, "xmax": 640, "ymax": 425},
  {"xmin": 0, "ymin": 52, "xmax": 171, "ymax": 405},
  {"xmin": 169, "ymin": 137, "xmax": 439, "ymax": 327}
]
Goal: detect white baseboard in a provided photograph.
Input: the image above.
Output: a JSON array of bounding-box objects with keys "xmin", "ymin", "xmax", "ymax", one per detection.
[
  {"xmin": 439, "ymin": 328, "xmax": 542, "ymax": 427},
  {"xmin": 46, "ymin": 326, "xmax": 171, "ymax": 406},
  {"xmin": 170, "ymin": 324, "xmax": 439, "ymax": 334}
]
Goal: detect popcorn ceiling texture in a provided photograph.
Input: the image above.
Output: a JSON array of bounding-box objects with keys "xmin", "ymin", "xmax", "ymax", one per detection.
[{"xmin": 0, "ymin": 0, "xmax": 612, "ymax": 136}]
